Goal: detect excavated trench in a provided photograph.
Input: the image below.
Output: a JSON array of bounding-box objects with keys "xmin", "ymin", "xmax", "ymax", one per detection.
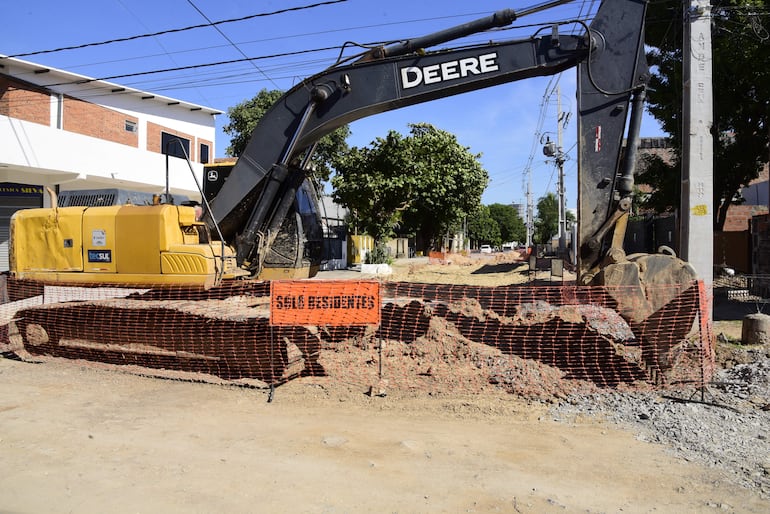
[{"xmin": 3, "ymin": 280, "xmax": 705, "ymax": 398}]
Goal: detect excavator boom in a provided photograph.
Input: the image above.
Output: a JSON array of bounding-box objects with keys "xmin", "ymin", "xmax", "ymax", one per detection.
[{"xmin": 207, "ymin": 0, "xmax": 651, "ymax": 280}]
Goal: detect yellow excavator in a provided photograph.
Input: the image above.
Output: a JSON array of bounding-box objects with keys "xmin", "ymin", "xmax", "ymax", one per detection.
[
  {"xmin": 9, "ymin": 0, "xmax": 695, "ymax": 295},
  {"xmin": 11, "ymin": 196, "xmax": 245, "ymax": 288},
  {"xmin": 2, "ymin": 0, "xmax": 705, "ymax": 387}
]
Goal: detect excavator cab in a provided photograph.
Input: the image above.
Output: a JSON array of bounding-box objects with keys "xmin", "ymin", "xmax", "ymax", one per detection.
[{"xmin": 202, "ymin": 162, "xmax": 323, "ymax": 280}]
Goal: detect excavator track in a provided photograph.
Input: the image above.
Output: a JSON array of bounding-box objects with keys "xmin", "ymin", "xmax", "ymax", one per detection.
[{"xmin": 4, "ymin": 282, "xmax": 321, "ymax": 386}]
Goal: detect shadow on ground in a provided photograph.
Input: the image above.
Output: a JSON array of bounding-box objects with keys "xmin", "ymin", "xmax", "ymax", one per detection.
[{"xmin": 471, "ymin": 263, "xmax": 526, "ymax": 275}]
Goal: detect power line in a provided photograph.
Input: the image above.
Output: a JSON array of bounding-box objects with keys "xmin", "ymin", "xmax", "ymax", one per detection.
[
  {"xmin": 0, "ymin": 45, "xmax": 354, "ymax": 111},
  {"xmin": 4, "ymin": 8, "xmax": 605, "ymax": 104},
  {"xmin": 5, "ymin": 0, "xmax": 349, "ymax": 59},
  {"xmin": 184, "ymin": 0, "xmax": 279, "ymax": 90},
  {"xmin": 114, "ymin": 0, "xmax": 214, "ymax": 108},
  {"xmin": 3, "ymin": 0, "xmax": 607, "ymax": 103},
  {"xmin": 5, "ymin": 3, "xmax": 602, "ymax": 79},
  {"xmin": 0, "ymin": 48, "xmax": 345, "ymax": 113},
  {"xmin": 2, "ymin": 3, "xmax": 604, "ymax": 117},
  {"xmin": 39, "ymin": 46, "xmax": 342, "ymax": 88},
  {"xmin": 10, "ymin": 12, "xmax": 541, "ymax": 81}
]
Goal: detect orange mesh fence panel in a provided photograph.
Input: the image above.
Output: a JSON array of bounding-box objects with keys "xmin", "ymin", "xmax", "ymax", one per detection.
[
  {"xmin": 0, "ymin": 276, "xmax": 712, "ymax": 397},
  {"xmin": 699, "ymin": 280, "xmax": 717, "ymax": 381},
  {"xmin": 428, "ymin": 251, "xmax": 446, "ymax": 264}
]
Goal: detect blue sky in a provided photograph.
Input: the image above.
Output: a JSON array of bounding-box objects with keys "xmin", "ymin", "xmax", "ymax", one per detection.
[{"xmin": 2, "ymin": 0, "xmax": 664, "ymax": 208}]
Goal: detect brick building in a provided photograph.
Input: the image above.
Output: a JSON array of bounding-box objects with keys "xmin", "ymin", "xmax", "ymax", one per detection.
[
  {"xmin": 636, "ymin": 137, "xmax": 769, "ymax": 231},
  {"xmin": 634, "ymin": 137, "xmax": 769, "ymax": 272},
  {"xmin": 721, "ymin": 167, "xmax": 770, "ymax": 232},
  {"xmin": 0, "ymin": 56, "xmax": 221, "ymax": 270}
]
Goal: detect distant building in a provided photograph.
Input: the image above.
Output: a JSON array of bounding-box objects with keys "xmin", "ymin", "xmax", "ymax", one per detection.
[
  {"xmin": 319, "ymin": 195, "xmax": 348, "ymax": 270},
  {"xmin": 511, "ymin": 202, "xmax": 526, "ymax": 221},
  {"xmin": 722, "ymin": 167, "xmax": 769, "ymax": 232},
  {"xmin": 635, "ymin": 136, "xmax": 769, "ymax": 231}
]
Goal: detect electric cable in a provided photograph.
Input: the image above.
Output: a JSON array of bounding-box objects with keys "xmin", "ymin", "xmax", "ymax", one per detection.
[
  {"xmin": 184, "ymin": 0, "xmax": 280, "ymax": 90},
  {"xmin": 5, "ymin": 0, "xmax": 349, "ymax": 59}
]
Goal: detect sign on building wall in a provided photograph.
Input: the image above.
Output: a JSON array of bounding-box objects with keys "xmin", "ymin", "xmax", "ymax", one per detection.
[{"xmin": 0, "ymin": 183, "xmax": 44, "ymax": 197}]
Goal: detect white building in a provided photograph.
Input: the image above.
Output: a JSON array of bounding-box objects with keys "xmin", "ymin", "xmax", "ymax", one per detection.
[{"xmin": 0, "ymin": 56, "xmax": 221, "ymax": 270}]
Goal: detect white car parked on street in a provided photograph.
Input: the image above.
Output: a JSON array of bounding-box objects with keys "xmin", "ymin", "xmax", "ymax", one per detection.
[{"xmin": 480, "ymin": 245, "xmax": 492, "ymax": 254}]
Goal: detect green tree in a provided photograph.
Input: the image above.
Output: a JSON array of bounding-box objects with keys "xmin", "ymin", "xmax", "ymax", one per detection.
[
  {"xmin": 642, "ymin": 0, "xmax": 770, "ymax": 229},
  {"xmin": 635, "ymin": 153, "xmax": 681, "ymax": 214},
  {"xmin": 534, "ymin": 193, "xmax": 559, "ymax": 244},
  {"xmin": 467, "ymin": 205, "xmax": 501, "ymax": 247},
  {"xmin": 332, "ymin": 123, "xmax": 488, "ymax": 251},
  {"xmin": 488, "ymin": 203, "xmax": 526, "ymax": 244},
  {"xmin": 332, "ymin": 132, "xmax": 414, "ymax": 243},
  {"xmin": 399, "ymin": 124, "xmax": 489, "ymax": 249},
  {"xmin": 222, "ymin": 88, "xmax": 350, "ymax": 182},
  {"xmin": 222, "ymin": 89, "xmax": 282, "ymax": 158}
]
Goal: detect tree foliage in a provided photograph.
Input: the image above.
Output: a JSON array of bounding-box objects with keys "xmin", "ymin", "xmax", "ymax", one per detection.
[
  {"xmin": 635, "ymin": 153, "xmax": 681, "ymax": 213},
  {"xmin": 488, "ymin": 203, "xmax": 526, "ymax": 244},
  {"xmin": 222, "ymin": 89, "xmax": 282, "ymax": 158},
  {"xmin": 466, "ymin": 203, "xmax": 526, "ymax": 247},
  {"xmin": 534, "ymin": 193, "xmax": 559, "ymax": 244},
  {"xmin": 222, "ymin": 88, "xmax": 350, "ymax": 182},
  {"xmin": 331, "ymin": 132, "xmax": 414, "ymax": 243},
  {"xmin": 467, "ymin": 205, "xmax": 501, "ymax": 247},
  {"xmin": 642, "ymin": 0, "xmax": 770, "ymax": 229},
  {"xmin": 332, "ymin": 123, "xmax": 488, "ymax": 249}
]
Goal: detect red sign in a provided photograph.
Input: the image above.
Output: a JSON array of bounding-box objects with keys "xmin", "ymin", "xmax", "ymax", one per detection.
[{"xmin": 270, "ymin": 280, "xmax": 381, "ymax": 326}]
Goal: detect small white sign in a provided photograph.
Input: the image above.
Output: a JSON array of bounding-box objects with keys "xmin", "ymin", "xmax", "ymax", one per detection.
[{"xmin": 92, "ymin": 229, "xmax": 106, "ymax": 247}]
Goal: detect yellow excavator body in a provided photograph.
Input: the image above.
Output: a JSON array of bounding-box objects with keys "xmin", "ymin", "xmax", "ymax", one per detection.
[{"xmin": 10, "ymin": 204, "xmax": 247, "ymax": 287}]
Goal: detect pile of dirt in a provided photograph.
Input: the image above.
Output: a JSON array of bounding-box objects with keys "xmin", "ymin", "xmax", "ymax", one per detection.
[{"xmin": 315, "ymin": 300, "xmax": 614, "ymax": 401}]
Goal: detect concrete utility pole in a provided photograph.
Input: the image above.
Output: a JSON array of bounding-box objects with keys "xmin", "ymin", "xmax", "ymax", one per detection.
[
  {"xmin": 542, "ymin": 86, "xmax": 567, "ymax": 255},
  {"xmin": 556, "ymin": 88, "xmax": 567, "ymax": 255},
  {"xmin": 526, "ymin": 176, "xmax": 533, "ymax": 248},
  {"xmin": 681, "ymin": 0, "xmax": 714, "ymax": 291}
]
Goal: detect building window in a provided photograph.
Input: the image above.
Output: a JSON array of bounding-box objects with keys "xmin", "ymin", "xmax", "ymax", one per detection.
[
  {"xmin": 125, "ymin": 120, "xmax": 137, "ymax": 133},
  {"xmin": 200, "ymin": 143, "xmax": 210, "ymax": 164},
  {"xmin": 161, "ymin": 132, "xmax": 190, "ymax": 159}
]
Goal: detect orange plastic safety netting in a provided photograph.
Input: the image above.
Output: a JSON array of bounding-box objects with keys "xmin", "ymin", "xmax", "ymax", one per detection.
[{"xmin": 0, "ymin": 276, "xmax": 714, "ymax": 399}]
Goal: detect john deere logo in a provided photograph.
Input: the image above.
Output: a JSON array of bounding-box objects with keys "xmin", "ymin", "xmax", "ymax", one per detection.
[
  {"xmin": 206, "ymin": 170, "xmax": 219, "ymax": 181},
  {"xmin": 400, "ymin": 52, "xmax": 499, "ymax": 89}
]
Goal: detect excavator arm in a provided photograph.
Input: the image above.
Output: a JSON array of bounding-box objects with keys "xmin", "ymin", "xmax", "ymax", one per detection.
[{"xmin": 207, "ymin": 0, "xmax": 650, "ymax": 280}]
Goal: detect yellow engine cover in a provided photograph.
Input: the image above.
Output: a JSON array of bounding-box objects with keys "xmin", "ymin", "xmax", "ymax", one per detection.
[{"xmin": 10, "ymin": 204, "xmax": 245, "ymax": 286}]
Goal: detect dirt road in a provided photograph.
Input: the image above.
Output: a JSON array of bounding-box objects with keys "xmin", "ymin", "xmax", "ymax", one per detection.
[{"xmin": 1, "ymin": 357, "xmax": 768, "ymax": 513}]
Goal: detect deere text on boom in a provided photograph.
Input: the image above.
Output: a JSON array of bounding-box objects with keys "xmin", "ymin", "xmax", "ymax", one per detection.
[{"xmin": 400, "ymin": 52, "xmax": 499, "ymax": 89}]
